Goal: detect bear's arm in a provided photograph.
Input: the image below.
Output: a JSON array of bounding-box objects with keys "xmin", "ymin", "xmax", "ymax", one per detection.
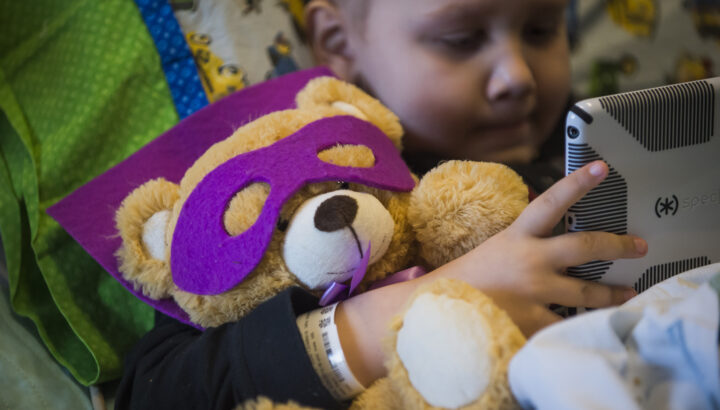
[{"xmin": 115, "ymin": 287, "xmax": 344, "ymax": 410}]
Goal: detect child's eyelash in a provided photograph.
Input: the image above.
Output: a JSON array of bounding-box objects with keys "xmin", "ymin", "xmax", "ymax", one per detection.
[
  {"xmin": 436, "ymin": 32, "xmax": 486, "ymax": 52},
  {"xmin": 524, "ymin": 21, "xmax": 562, "ymax": 44}
]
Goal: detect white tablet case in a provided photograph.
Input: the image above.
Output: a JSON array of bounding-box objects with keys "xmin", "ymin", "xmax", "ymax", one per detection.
[{"xmin": 565, "ymin": 77, "xmax": 719, "ymax": 292}]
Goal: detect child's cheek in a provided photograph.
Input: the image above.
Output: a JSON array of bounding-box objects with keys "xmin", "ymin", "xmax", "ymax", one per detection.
[{"xmin": 397, "ymin": 94, "xmax": 474, "ymax": 154}]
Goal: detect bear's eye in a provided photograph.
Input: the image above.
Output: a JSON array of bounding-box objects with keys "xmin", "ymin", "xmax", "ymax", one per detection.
[
  {"xmin": 338, "ymin": 181, "xmax": 350, "ymax": 190},
  {"xmin": 277, "ymin": 218, "xmax": 289, "ymax": 232}
]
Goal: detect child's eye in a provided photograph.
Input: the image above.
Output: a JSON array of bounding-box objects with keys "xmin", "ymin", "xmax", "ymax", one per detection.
[
  {"xmin": 523, "ymin": 22, "xmax": 561, "ymax": 46},
  {"xmin": 436, "ymin": 31, "xmax": 486, "ymax": 53}
]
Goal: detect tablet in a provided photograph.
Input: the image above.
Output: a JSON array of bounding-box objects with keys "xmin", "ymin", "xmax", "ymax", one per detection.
[{"xmin": 564, "ymin": 77, "xmax": 720, "ymax": 292}]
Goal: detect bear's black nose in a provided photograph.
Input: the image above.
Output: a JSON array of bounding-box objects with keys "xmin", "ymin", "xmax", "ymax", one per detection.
[{"xmin": 314, "ymin": 195, "xmax": 358, "ymax": 232}]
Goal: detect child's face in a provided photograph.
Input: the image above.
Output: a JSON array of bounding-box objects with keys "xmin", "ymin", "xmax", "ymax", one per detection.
[{"xmin": 342, "ymin": 0, "xmax": 571, "ymax": 164}]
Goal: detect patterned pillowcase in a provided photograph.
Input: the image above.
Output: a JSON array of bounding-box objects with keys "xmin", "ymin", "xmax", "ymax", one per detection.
[
  {"xmin": 568, "ymin": 0, "xmax": 719, "ymax": 98},
  {"xmin": 171, "ymin": 0, "xmax": 314, "ymax": 103}
]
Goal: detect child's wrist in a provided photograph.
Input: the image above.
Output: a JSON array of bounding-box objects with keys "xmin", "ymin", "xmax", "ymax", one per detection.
[{"xmin": 296, "ymin": 303, "xmax": 366, "ymax": 401}]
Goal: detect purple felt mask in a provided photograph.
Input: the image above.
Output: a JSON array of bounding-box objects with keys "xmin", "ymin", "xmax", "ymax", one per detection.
[{"xmin": 171, "ymin": 115, "xmax": 415, "ymax": 295}]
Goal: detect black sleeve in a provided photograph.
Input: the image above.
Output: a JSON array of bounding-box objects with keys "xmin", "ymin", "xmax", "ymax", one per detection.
[{"xmin": 115, "ymin": 287, "xmax": 344, "ymax": 410}]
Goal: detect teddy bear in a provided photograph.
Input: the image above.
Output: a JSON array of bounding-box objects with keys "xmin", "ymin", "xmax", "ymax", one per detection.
[{"xmin": 114, "ymin": 75, "xmax": 529, "ymax": 408}]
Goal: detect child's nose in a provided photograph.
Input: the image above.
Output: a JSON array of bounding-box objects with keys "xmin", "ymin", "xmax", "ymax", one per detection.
[{"xmin": 486, "ymin": 50, "xmax": 535, "ymax": 102}]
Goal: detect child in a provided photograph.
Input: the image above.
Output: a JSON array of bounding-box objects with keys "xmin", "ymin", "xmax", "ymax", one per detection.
[
  {"xmin": 116, "ymin": 0, "xmax": 647, "ymax": 408},
  {"xmin": 303, "ymin": 0, "xmax": 645, "ymax": 387},
  {"xmin": 307, "ymin": 0, "xmax": 571, "ymax": 168}
]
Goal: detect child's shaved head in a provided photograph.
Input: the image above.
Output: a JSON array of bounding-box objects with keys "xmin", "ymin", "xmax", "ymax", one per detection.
[
  {"xmin": 333, "ymin": 0, "xmax": 369, "ymax": 16},
  {"xmin": 305, "ymin": 0, "xmax": 571, "ymax": 165}
]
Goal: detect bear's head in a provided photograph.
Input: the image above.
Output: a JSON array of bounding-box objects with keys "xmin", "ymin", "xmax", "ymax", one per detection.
[{"xmin": 115, "ymin": 77, "xmax": 529, "ymax": 328}]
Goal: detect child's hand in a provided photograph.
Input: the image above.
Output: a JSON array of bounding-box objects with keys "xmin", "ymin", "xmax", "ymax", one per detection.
[
  {"xmin": 435, "ymin": 160, "xmax": 647, "ymax": 336},
  {"xmin": 337, "ymin": 161, "xmax": 646, "ymax": 382}
]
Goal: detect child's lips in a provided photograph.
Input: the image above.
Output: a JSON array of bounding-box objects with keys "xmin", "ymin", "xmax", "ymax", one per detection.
[
  {"xmin": 476, "ymin": 120, "xmax": 532, "ymax": 148},
  {"xmin": 485, "ymin": 118, "xmax": 529, "ymax": 131}
]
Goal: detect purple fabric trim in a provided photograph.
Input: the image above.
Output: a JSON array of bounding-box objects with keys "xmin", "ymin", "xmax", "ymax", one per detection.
[
  {"xmin": 171, "ymin": 116, "xmax": 414, "ymax": 294},
  {"xmin": 46, "ymin": 67, "xmax": 333, "ymax": 327},
  {"xmin": 368, "ymin": 266, "xmax": 428, "ymax": 290},
  {"xmin": 349, "ymin": 242, "xmax": 371, "ymax": 295},
  {"xmin": 318, "ymin": 283, "xmax": 349, "ymax": 307},
  {"xmin": 318, "ymin": 242, "xmax": 371, "ymax": 306},
  {"xmin": 320, "ymin": 265, "xmax": 428, "ymax": 306}
]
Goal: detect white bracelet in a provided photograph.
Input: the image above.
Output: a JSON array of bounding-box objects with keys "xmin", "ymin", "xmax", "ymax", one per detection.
[{"xmin": 296, "ymin": 303, "xmax": 366, "ymax": 400}]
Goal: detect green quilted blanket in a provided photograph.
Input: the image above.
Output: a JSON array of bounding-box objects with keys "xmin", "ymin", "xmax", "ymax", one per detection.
[{"xmin": 0, "ymin": 0, "xmax": 178, "ymax": 385}]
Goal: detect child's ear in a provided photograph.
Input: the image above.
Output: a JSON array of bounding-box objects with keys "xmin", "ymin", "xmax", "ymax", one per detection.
[
  {"xmin": 304, "ymin": 0, "xmax": 355, "ymax": 81},
  {"xmin": 115, "ymin": 178, "xmax": 179, "ymax": 300}
]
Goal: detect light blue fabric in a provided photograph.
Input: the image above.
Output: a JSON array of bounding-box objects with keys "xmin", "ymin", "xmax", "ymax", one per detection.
[
  {"xmin": 0, "ymin": 286, "xmax": 92, "ymax": 410},
  {"xmin": 510, "ymin": 264, "xmax": 720, "ymax": 410}
]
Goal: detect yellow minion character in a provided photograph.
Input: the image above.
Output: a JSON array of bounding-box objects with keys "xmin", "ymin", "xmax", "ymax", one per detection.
[
  {"xmin": 683, "ymin": 0, "xmax": 720, "ymax": 44},
  {"xmin": 671, "ymin": 53, "xmax": 714, "ymax": 83},
  {"xmin": 186, "ymin": 32, "xmax": 247, "ymax": 102},
  {"xmin": 606, "ymin": 0, "xmax": 658, "ymax": 37}
]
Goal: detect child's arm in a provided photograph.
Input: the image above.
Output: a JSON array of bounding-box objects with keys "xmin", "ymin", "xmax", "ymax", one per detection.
[
  {"xmin": 116, "ymin": 288, "xmax": 345, "ymax": 410},
  {"xmin": 335, "ymin": 160, "xmax": 647, "ymax": 387}
]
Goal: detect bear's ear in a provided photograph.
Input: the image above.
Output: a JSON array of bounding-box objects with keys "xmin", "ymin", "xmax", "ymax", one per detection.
[
  {"xmin": 295, "ymin": 76, "xmax": 404, "ymax": 150},
  {"xmin": 115, "ymin": 178, "xmax": 179, "ymax": 300}
]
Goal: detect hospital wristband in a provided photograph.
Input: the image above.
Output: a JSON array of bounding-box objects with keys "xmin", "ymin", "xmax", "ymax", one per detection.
[{"xmin": 296, "ymin": 303, "xmax": 366, "ymax": 400}]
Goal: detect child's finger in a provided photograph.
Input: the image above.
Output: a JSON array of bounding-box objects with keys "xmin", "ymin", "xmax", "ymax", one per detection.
[
  {"xmin": 543, "ymin": 275, "xmax": 636, "ymax": 308},
  {"xmin": 512, "ymin": 161, "xmax": 608, "ymax": 237},
  {"xmin": 518, "ymin": 307, "xmax": 563, "ymax": 337},
  {"xmin": 482, "ymin": 290, "xmax": 563, "ymax": 337},
  {"xmin": 545, "ymin": 232, "xmax": 647, "ymax": 269}
]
